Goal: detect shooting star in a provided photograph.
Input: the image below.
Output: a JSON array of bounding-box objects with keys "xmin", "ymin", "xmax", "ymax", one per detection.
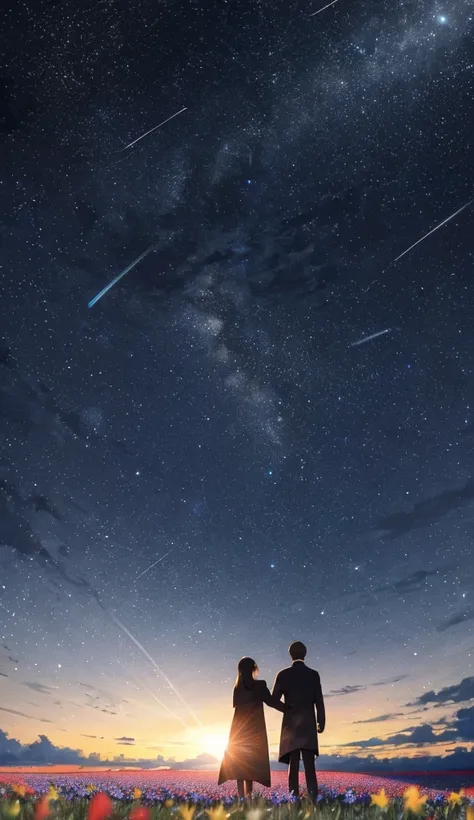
[
  {"xmin": 350, "ymin": 328, "xmax": 392, "ymax": 347},
  {"xmin": 309, "ymin": 0, "xmax": 338, "ymax": 16},
  {"xmin": 110, "ymin": 612, "xmax": 203, "ymax": 729},
  {"xmin": 133, "ymin": 549, "xmax": 173, "ymax": 585},
  {"xmin": 88, "ymin": 245, "xmax": 155, "ymax": 309},
  {"xmin": 393, "ymin": 198, "xmax": 473, "ymax": 264},
  {"xmin": 121, "ymin": 107, "xmax": 187, "ymax": 152},
  {"xmin": 116, "ymin": 659, "xmax": 190, "ymax": 730}
]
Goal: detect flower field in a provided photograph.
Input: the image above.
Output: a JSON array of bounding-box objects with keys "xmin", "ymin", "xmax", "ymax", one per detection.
[{"xmin": 0, "ymin": 770, "xmax": 473, "ymax": 820}]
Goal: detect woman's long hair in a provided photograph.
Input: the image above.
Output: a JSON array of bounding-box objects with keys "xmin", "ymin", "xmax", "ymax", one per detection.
[{"xmin": 234, "ymin": 656, "xmax": 258, "ymax": 691}]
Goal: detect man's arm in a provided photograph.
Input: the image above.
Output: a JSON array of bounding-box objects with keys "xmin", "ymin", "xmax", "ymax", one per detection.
[{"xmin": 314, "ymin": 672, "xmax": 325, "ymax": 733}]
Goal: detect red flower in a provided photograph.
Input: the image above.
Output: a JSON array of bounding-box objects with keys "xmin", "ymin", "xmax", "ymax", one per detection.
[
  {"xmin": 35, "ymin": 797, "xmax": 50, "ymax": 820},
  {"xmin": 88, "ymin": 792, "xmax": 113, "ymax": 820},
  {"xmin": 130, "ymin": 807, "xmax": 151, "ymax": 820}
]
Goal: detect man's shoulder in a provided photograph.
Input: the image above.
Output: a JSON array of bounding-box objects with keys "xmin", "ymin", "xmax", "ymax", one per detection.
[{"xmin": 276, "ymin": 665, "xmax": 293, "ymax": 677}]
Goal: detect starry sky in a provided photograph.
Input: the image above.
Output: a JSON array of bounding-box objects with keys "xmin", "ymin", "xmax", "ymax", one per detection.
[{"xmin": 1, "ymin": 0, "xmax": 474, "ymax": 771}]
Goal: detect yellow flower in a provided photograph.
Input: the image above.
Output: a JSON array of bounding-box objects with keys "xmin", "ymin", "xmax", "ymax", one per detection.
[
  {"xmin": 466, "ymin": 807, "xmax": 474, "ymax": 820},
  {"xmin": 403, "ymin": 786, "xmax": 427, "ymax": 814},
  {"xmin": 207, "ymin": 806, "xmax": 228, "ymax": 820},
  {"xmin": 12, "ymin": 785, "xmax": 26, "ymax": 798},
  {"xmin": 87, "ymin": 785, "xmax": 96, "ymax": 793},
  {"xmin": 179, "ymin": 806, "xmax": 196, "ymax": 820},
  {"xmin": 370, "ymin": 789, "xmax": 390, "ymax": 810},
  {"xmin": 132, "ymin": 789, "xmax": 142, "ymax": 801},
  {"xmin": 47, "ymin": 787, "xmax": 58, "ymax": 803},
  {"xmin": 447, "ymin": 791, "xmax": 464, "ymax": 806},
  {"xmin": 164, "ymin": 800, "xmax": 174, "ymax": 808},
  {"xmin": 7, "ymin": 801, "xmax": 21, "ymax": 817}
]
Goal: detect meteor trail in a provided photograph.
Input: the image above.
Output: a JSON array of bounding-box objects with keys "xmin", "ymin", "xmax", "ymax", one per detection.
[
  {"xmin": 393, "ymin": 198, "xmax": 473, "ymax": 264},
  {"xmin": 116, "ymin": 659, "xmax": 190, "ymax": 729},
  {"xmin": 133, "ymin": 549, "xmax": 173, "ymax": 585},
  {"xmin": 309, "ymin": 0, "xmax": 338, "ymax": 16},
  {"xmin": 110, "ymin": 612, "xmax": 203, "ymax": 729},
  {"xmin": 350, "ymin": 328, "xmax": 392, "ymax": 347},
  {"xmin": 121, "ymin": 107, "xmax": 187, "ymax": 152},
  {"xmin": 88, "ymin": 245, "xmax": 155, "ymax": 308}
]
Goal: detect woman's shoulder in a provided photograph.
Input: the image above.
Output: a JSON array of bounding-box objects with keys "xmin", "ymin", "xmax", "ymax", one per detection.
[{"xmin": 255, "ymin": 679, "xmax": 267, "ymax": 688}]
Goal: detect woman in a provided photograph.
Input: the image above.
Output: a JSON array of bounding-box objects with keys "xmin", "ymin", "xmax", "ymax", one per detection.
[{"xmin": 218, "ymin": 657, "xmax": 285, "ymax": 800}]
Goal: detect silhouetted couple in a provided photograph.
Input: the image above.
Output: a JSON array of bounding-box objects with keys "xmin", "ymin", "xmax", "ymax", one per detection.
[{"xmin": 218, "ymin": 641, "xmax": 325, "ymax": 802}]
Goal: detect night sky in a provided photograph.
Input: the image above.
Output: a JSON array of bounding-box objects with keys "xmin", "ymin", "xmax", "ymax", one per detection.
[{"xmin": 1, "ymin": 0, "xmax": 474, "ymax": 770}]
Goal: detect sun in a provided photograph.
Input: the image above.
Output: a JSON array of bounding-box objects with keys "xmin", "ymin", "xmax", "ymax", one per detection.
[{"xmin": 201, "ymin": 731, "xmax": 228, "ymax": 760}]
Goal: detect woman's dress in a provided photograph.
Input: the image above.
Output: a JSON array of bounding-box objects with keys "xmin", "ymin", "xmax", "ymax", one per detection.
[{"xmin": 218, "ymin": 679, "xmax": 284, "ymax": 787}]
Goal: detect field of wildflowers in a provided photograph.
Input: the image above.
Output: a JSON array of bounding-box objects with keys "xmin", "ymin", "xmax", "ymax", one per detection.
[{"xmin": 0, "ymin": 771, "xmax": 473, "ymax": 820}]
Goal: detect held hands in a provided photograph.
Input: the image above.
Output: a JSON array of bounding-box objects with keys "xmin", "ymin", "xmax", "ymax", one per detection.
[{"xmin": 317, "ymin": 723, "xmax": 324, "ymax": 733}]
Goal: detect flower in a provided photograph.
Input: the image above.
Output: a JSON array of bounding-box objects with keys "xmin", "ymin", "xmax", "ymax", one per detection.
[
  {"xmin": 11, "ymin": 785, "xmax": 26, "ymax": 799},
  {"xmin": 179, "ymin": 805, "xmax": 196, "ymax": 820},
  {"xmin": 130, "ymin": 808, "xmax": 151, "ymax": 820},
  {"xmin": 132, "ymin": 788, "xmax": 143, "ymax": 800},
  {"xmin": 6, "ymin": 801, "xmax": 21, "ymax": 817},
  {"xmin": 403, "ymin": 787, "xmax": 428, "ymax": 814},
  {"xmin": 247, "ymin": 811, "xmax": 264, "ymax": 820},
  {"xmin": 165, "ymin": 800, "xmax": 174, "ymax": 808},
  {"xmin": 87, "ymin": 792, "xmax": 113, "ymax": 820},
  {"xmin": 207, "ymin": 806, "xmax": 228, "ymax": 820},
  {"xmin": 47, "ymin": 786, "xmax": 59, "ymax": 803},
  {"xmin": 447, "ymin": 792, "xmax": 464, "ymax": 806},
  {"xmin": 466, "ymin": 807, "xmax": 474, "ymax": 820},
  {"xmin": 370, "ymin": 789, "xmax": 390, "ymax": 810},
  {"xmin": 35, "ymin": 797, "xmax": 51, "ymax": 820}
]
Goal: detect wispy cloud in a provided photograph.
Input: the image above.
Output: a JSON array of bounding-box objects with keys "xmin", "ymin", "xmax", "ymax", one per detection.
[
  {"xmin": 23, "ymin": 681, "xmax": 56, "ymax": 695},
  {"xmin": 0, "ymin": 706, "xmax": 53, "ymax": 723},
  {"xmin": 353, "ymin": 712, "xmax": 404, "ymax": 724},
  {"xmin": 437, "ymin": 608, "xmax": 474, "ymax": 632}
]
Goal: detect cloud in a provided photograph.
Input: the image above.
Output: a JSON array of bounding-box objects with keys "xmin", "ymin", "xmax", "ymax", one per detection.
[
  {"xmin": 271, "ymin": 746, "xmax": 474, "ymax": 772},
  {"xmin": 353, "ymin": 712, "xmax": 404, "ymax": 724},
  {"xmin": 372, "ymin": 570, "xmax": 440, "ymax": 595},
  {"xmin": 115, "ymin": 736, "xmax": 135, "ymax": 745},
  {"xmin": 453, "ymin": 705, "xmax": 474, "ymax": 741},
  {"xmin": 80, "ymin": 734, "xmax": 98, "ymax": 739},
  {"xmin": 0, "ymin": 706, "xmax": 53, "ymax": 723},
  {"xmin": 342, "ymin": 707, "xmax": 474, "ymax": 750},
  {"xmin": 342, "ymin": 723, "xmax": 456, "ymax": 748},
  {"xmin": 0, "ymin": 726, "xmax": 473, "ymax": 771},
  {"xmin": 326, "ymin": 676, "xmax": 408, "ymax": 699},
  {"xmin": 168, "ymin": 752, "xmax": 219, "ymax": 769},
  {"xmin": 325, "ymin": 685, "xmax": 366, "ymax": 698},
  {"xmin": 408, "ymin": 676, "xmax": 474, "ymax": 706},
  {"xmin": 374, "ymin": 480, "xmax": 474, "ymax": 538},
  {"xmin": 437, "ymin": 609, "xmax": 474, "ymax": 632},
  {"xmin": 23, "ymin": 682, "xmax": 56, "ymax": 695},
  {"xmin": 371, "ymin": 675, "xmax": 408, "ymax": 687}
]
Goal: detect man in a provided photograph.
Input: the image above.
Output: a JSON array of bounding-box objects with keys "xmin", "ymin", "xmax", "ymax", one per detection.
[{"xmin": 272, "ymin": 641, "xmax": 325, "ymax": 802}]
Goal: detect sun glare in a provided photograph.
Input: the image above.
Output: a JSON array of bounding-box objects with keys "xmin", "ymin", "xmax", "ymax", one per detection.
[{"xmin": 201, "ymin": 731, "xmax": 228, "ymax": 761}]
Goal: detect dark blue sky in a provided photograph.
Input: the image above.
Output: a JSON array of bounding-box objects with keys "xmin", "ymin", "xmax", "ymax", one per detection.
[{"xmin": 0, "ymin": 0, "xmax": 473, "ymax": 767}]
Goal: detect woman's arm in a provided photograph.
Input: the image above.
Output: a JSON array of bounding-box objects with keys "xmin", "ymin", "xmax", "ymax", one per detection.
[{"xmin": 261, "ymin": 681, "xmax": 285, "ymax": 712}]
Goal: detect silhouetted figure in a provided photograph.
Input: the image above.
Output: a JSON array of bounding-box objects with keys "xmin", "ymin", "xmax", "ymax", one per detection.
[
  {"xmin": 218, "ymin": 656, "xmax": 285, "ymax": 800},
  {"xmin": 272, "ymin": 641, "xmax": 325, "ymax": 802}
]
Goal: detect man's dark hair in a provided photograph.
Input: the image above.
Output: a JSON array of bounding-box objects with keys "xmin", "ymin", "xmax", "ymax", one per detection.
[{"xmin": 289, "ymin": 640, "xmax": 307, "ymax": 660}]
